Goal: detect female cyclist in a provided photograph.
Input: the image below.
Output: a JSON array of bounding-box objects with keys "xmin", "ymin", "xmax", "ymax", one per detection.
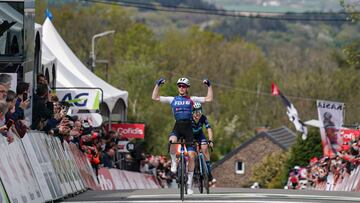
[{"xmin": 152, "ymin": 77, "xmax": 212, "ymax": 195}]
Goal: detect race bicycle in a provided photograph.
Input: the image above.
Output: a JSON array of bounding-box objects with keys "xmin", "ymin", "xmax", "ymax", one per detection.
[
  {"xmin": 194, "ymin": 141, "xmax": 212, "ymax": 194},
  {"xmin": 168, "ymin": 138, "xmax": 192, "ymax": 201}
]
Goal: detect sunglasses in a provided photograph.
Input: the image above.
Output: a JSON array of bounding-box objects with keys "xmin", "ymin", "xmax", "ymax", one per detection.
[
  {"xmin": 177, "ymin": 84, "xmax": 188, "ymax": 89},
  {"xmin": 193, "ymin": 110, "xmax": 202, "ymax": 114}
]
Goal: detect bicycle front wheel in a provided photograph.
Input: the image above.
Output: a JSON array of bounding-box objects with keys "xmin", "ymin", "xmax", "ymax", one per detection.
[
  {"xmin": 200, "ymin": 155, "xmax": 210, "ymax": 194},
  {"xmin": 180, "ymin": 154, "xmax": 185, "ymax": 201}
]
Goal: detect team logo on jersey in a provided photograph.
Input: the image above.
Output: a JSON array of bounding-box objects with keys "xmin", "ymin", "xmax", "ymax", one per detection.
[{"xmin": 174, "ymin": 101, "xmax": 191, "ymax": 105}]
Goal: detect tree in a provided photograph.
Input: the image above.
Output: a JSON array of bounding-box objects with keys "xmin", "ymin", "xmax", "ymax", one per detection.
[
  {"xmin": 340, "ymin": 0, "xmax": 360, "ymax": 67},
  {"xmin": 251, "ymin": 151, "xmax": 289, "ymax": 188}
]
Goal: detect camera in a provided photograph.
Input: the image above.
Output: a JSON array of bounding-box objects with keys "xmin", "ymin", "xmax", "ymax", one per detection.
[{"xmin": 6, "ymin": 119, "xmax": 14, "ymax": 129}]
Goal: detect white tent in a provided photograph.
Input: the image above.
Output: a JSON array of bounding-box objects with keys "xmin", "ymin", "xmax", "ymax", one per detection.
[{"xmin": 42, "ymin": 18, "xmax": 128, "ymax": 121}]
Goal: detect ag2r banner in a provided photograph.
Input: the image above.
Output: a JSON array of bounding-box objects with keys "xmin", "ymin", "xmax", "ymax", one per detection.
[{"xmin": 55, "ymin": 88, "xmax": 102, "ymax": 110}]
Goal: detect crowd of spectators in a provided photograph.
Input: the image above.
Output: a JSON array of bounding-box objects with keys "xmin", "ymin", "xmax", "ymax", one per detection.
[
  {"xmin": 0, "ymin": 73, "xmax": 175, "ymax": 187},
  {"xmin": 0, "ymin": 73, "xmax": 30, "ymax": 143},
  {"xmin": 287, "ymin": 131, "xmax": 360, "ymax": 190}
]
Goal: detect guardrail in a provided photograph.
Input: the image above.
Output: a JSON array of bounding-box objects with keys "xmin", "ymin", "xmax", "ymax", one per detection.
[{"xmin": 0, "ymin": 131, "xmax": 160, "ymax": 203}]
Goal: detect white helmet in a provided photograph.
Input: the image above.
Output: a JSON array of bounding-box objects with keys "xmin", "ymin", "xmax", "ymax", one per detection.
[
  {"xmin": 193, "ymin": 102, "xmax": 202, "ymax": 111},
  {"xmin": 177, "ymin": 77, "xmax": 190, "ymax": 87}
]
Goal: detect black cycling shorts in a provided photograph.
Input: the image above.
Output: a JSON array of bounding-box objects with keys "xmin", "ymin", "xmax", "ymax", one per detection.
[{"xmin": 173, "ymin": 120, "xmax": 194, "ymax": 146}]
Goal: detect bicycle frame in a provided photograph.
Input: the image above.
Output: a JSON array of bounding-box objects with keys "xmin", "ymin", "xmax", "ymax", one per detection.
[{"xmin": 168, "ymin": 138, "xmax": 194, "ymax": 201}]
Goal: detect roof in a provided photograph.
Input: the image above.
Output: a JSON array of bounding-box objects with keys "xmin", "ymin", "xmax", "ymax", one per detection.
[
  {"xmin": 42, "ymin": 18, "xmax": 128, "ymax": 112},
  {"xmin": 212, "ymin": 126, "xmax": 296, "ymax": 169},
  {"xmin": 265, "ymin": 126, "xmax": 296, "ymax": 149}
]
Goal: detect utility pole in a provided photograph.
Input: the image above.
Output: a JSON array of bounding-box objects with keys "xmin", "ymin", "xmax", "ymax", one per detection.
[{"xmin": 90, "ymin": 30, "xmax": 115, "ymax": 73}]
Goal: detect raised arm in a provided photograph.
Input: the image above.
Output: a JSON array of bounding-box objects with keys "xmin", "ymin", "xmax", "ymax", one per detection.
[
  {"xmin": 203, "ymin": 79, "xmax": 213, "ymax": 102},
  {"xmin": 152, "ymin": 78, "xmax": 165, "ymax": 101}
]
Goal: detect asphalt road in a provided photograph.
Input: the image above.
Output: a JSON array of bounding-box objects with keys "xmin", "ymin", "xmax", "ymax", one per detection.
[{"xmin": 58, "ymin": 188, "xmax": 360, "ymax": 203}]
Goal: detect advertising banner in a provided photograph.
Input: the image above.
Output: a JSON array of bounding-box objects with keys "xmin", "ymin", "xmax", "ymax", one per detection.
[
  {"xmin": 22, "ymin": 133, "xmax": 54, "ymax": 201},
  {"xmin": 317, "ymin": 100, "xmax": 344, "ymax": 157},
  {"xmin": 9, "ymin": 138, "xmax": 43, "ymax": 203},
  {"xmin": 45, "ymin": 136, "xmax": 72, "ymax": 196},
  {"xmin": 0, "ymin": 135, "xmax": 44, "ymax": 203},
  {"xmin": 0, "ymin": 179, "xmax": 9, "ymax": 203},
  {"xmin": 98, "ymin": 168, "xmax": 115, "ymax": 190},
  {"xmin": 0, "ymin": 137, "xmax": 18, "ymax": 203},
  {"xmin": 97, "ymin": 168, "xmax": 160, "ymax": 190},
  {"xmin": 32, "ymin": 132, "xmax": 64, "ymax": 199},
  {"xmin": 69, "ymin": 143, "xmax": 98, "ymax": 190},
  {"xmin": 109, "ymin": 123, "xmax": 145, "ymax": 139},
  {"xmin": 56, "ymin": 88, "xmax": 102, "ymax": 110},
  {"xmin": 117, "ymin": 141, "xmax": 130, "ymax": 153},
  {"xmin": 62, "ymin": 141, "xmax": 84, "ymax": 192}
]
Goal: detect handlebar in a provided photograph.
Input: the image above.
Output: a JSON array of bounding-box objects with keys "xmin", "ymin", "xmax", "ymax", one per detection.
[{"xmin": 167, "ymin": 140, "xmax": 214, "ymax": 153}]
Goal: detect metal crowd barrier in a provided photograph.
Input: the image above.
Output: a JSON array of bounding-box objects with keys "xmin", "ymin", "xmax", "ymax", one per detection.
[{"xmin": 0, "ymin": 130, "xmax": 160, "ymax": 203}]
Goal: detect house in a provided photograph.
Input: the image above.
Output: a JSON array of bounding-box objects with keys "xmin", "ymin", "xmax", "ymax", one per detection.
[{"xmin": 211, "ymin": 126, "xmax": 296, "ymax": 187}]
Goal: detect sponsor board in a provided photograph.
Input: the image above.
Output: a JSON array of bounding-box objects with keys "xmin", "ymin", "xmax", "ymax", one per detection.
[
  {"xmin": 0, "ymin": 178, "xmax": 9, "ymax": 203},
  {"xmin": 117, "ymin": 141, "xmax": 130, "ymax": 153},
  {"xmin": 109, "ymin": 123, "xmax": 145, "ymax": 139},
  {"xmin": 98, "ymin": 168, "xmax": 160, "ymax": 190},
  {"xmin": 22, "ymin": 132, "xmax": 54, "ymax": 201},
  {"xmin": 56, "ymin": 88, "xmax": 102, "ymax": 110}
]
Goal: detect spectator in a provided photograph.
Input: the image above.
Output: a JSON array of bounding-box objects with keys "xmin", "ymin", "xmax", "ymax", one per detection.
[
  {"xmin": 69, "ymin": 120, "xmax": 82, "ymax": 145},
  {"xmin": 289, "ymin": 171, "xmax": 299, "ymax": 189},
  {"xmin": 31, "ymin": 84, "xmax": 53, "ymax": 131},
  {"xmin": 0, "ymin": 83, "xmax": 8, "ymax": 101},
  {"xmin": 0, "ymin": 100, "xmax": 11, "ymax": 143},
  {"xmin": 37, "ymin": 73, "xmax": 48, "ymax": 85},
  {"xmin": 101, "ymin": 147, "xmax": 115, "ymax": 168},
  {"xmin": 0, "ymin": 73, "xmax": 12, "ymax": 90},
  {"xmin": 5, "ymin": 90, "xmax": 16, "ymax": 117},
  {"xmin": 109, "ymin": 130, "xmax": 119, "ymax": 144},
  {"xmin": 14, "ymin": 82, "xmax": 30, "ymax": 120},
  {"xmin": 80, "ymin": 132, "xmax": 100, "ymax": 175}
]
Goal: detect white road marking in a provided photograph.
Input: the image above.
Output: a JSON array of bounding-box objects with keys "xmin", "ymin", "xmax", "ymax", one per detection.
[
  {"xmin": 60, "ymin": 191, "xmax": 360, "ymax": 202},
  {"xmin": 126, "ymin": 192, "xmax": 360, "ymax": 202},
  {"xmin": 62, "ymin": 201, "xmax": 315, "ymax": 203}
]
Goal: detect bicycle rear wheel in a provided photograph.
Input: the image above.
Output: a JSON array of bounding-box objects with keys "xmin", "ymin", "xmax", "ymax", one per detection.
[
  {"xmin": 200, "ymin": 155, "xmax": 210, "ymax": 194},
  {"xmin": 197, "ymin": 157, "xmax": 204, "ymax": 194}
]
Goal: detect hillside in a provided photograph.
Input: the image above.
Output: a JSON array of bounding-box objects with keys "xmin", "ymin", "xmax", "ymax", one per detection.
[
  {"xmin": 203, "ymin": 0, "xmax": 347, "ymax": 12},
  {"xmin": 38, "ymin": 0, "xmax": 360, "ymax": 158}
]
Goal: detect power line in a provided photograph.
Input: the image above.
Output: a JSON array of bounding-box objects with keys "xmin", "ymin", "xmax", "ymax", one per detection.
[
  {"xmin": 163, "ymin": 72, "xmax": 360, "ymax": 109},
  {"xmin": 82, "ymin": 0, "xmax": 351, "ymax": 22},
  {"xmin": 94, "ymin": 0, "xmax": 356, "ymax": 15}
]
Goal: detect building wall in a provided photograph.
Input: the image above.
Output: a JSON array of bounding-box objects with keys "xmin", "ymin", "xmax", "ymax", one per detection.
[{"xmin": 212, "ymin": 136, "xmax": 283, "ymax": 187}]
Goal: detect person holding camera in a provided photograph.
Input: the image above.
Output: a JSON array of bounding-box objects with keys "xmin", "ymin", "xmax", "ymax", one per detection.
[
  {"xmin": 31, "ymin": 84, "xmax": 54, "ymax": 132},
  {"xmin": 14, "ymin": 82, "xmax": 30, "ymax": 120}
]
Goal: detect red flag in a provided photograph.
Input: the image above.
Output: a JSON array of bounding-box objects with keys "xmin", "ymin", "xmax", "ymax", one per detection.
[{"xmin": 271, "ymin": 82, "xmax": 280, "ymax": 96}]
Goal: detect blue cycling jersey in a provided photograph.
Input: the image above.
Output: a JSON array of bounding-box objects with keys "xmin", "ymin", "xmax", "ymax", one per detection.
[
  {"xmin": 192, "ymin": 115, "xmax": 211, "ymax": 135},
  {"xmin": 160, "ymin": 96, "xmax": 205, "ymax": 121},
  {"xmin": 170, "ymin": 96, "xmax": 194, "ymax": 121}
]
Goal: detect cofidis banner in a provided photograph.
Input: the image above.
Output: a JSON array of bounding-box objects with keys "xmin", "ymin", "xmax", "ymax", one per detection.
[
  {"xmin": 317, "ymin": 100, "xmax": 344, "ymax": 158},
  {"xmin": 55, "ymin": 88, "xmax": 102, "ymax": 110},
  {"xmin": 110, "ymin": 123, "xmax": 145, "ymax": 139}
]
